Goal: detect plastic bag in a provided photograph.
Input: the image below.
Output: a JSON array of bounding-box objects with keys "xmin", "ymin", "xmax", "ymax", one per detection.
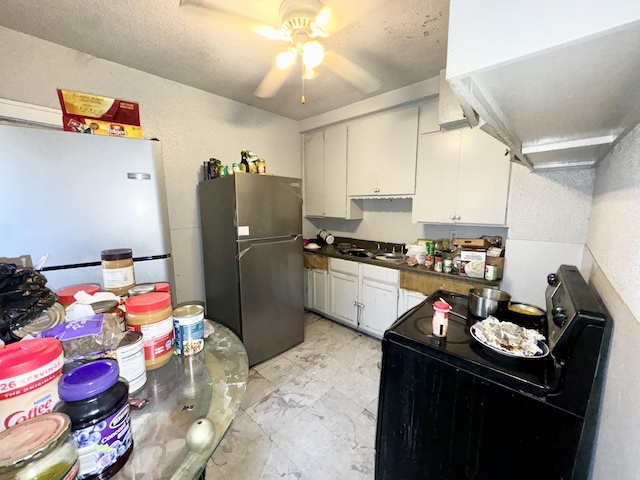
[{"xmin": 0, "ymin": 263, "xmax": 57, "ymax": 338}]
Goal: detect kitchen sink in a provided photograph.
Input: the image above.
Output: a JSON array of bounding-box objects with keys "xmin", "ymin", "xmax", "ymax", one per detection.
[
  {"xmin": 374, "ymin": 253, "xmax": 405, "ymax": 263},
  {"xmin": 340, "ymin": 248, "xmax": 373, "ymax": 258}
]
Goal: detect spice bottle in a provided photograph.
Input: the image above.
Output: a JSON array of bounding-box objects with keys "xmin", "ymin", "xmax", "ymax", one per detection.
[
  {"xmin": 125, "ymin": 292, "xmax": 174, "ymax": 370},
  {"xmin": 0, "ymin": 412, "xmax": 79, "ymax": 480},
  {"xmin": 432, "ymin": 301, "xmax": 450, "ymax": 337},
  {"xmin": 434, "ymin": 253, "xmax": 443, "ymax": 272},
  {"xmin": 100, "ymin": 249, "xmax": 135, "ymax": 296},
  {"xmin": 57, "ymin": 360, "xmax": 132, "ymax": 480}
]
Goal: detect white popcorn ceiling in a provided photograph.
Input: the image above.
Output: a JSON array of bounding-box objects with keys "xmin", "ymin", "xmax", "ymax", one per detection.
[{"xmin": 0, "ymin": 0, "xmax": 448, "ymax": 120}]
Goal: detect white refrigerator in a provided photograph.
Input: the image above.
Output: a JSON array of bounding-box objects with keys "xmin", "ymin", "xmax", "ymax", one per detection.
[{"xmin": 0, "ymin": 124, "xmax": 174, "ymax": 291}]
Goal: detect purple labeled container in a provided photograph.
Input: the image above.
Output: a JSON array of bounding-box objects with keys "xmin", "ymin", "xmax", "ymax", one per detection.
[{"xmin": 57, "ymin": 360, "xmax": 133, "ymax": 480}]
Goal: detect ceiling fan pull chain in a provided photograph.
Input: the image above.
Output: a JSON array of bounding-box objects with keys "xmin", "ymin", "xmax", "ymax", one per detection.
[{"xmin": 301, "ymin": 64, "xmax": 306, "ymax": 104}]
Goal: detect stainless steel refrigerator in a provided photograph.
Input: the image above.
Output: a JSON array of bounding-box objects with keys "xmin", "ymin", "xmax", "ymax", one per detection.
[
  {"xmin": 0, "ymin": 124, "xmax": 174, "ymax": 290},
  {"xmin": 199, "ymin": 174, "xmax": 304, "ymax": 366}
]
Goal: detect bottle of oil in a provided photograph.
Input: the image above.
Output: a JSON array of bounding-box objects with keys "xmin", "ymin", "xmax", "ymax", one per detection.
[{"xmin": 240, "ymin": 149, "xmax": 249, "ymax": 173}]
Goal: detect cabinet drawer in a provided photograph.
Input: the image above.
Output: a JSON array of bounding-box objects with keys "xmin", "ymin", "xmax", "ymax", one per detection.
[
  {"xmin": 330, "ymin": 258, "xmax": 359, "ymax": 276},
  {"xmin": 362, "ymin": 264, "xmax": 399, "ymax": 285}
]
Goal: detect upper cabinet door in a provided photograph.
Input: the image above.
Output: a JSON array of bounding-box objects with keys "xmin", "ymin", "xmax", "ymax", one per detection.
[
  {"xmin": 303, "ymin": 131, "xmax": 325, "ymax": 217},
  {"xmin": 457, "ymin": 128, "xmax": 510, "ymax": 225},
  {"xmin": 347, "ymin": 106, "xmax": 419, "ymax": 197},
  {"xmin": 323, "ymin": 124, "xmax": 348, "ymax": 218},
  {"xmin": 412, "ymin": 130, "xmax": 461, "ymax": 223}
]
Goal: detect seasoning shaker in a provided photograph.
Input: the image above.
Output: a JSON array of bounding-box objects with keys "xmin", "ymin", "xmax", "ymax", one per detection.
[{"xmin": 432, "ymin": 301, "xmax": 450, "ymax": 337}]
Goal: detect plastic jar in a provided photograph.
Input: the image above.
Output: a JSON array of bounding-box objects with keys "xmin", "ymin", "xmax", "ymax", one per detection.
[
  {"xmin": 57, "ymin": 284, "xmax": 101, "ymax": 307},
  {"xmin": 153, "ymin": 282, "xmax": 171, "ymax": 294},
  {"xmin": 57, "ymin": 360, "xmax": 132, "ymax": 480},
  {"xmin": 125, "ymin": 292, "xmax": 174, "ymax": 370},
  {"xmin": 432, "ymin": 301, "xmax": 450, "ymax": 338},
  {"xmin": 100, "ymin": 249, "xmax": 135, "ymax": 296},
  {"xmin": 0, "ymin": 338, "xmax": 64, "ymax": 432},
  {"xmin": 0, "ymin": 412, "xmax": 79, "ymax": 480},
  {"xmin": 173, "ymin": 304, "xmax": 205, "ymax": 356}
]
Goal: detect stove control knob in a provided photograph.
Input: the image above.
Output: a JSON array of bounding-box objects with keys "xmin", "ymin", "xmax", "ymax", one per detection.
[
  {"xmin": 553, "ymin": 313, "xmax": 568, "ymax": 327},
  {"xmin": 547, "ymin": 273, "xmax": 558, "ymax": 286}
]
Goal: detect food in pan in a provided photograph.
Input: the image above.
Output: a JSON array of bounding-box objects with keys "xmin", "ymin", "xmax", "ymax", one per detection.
[{"xmin": 471, "ymin": 317, "xmax": 547, "ymax": 357}]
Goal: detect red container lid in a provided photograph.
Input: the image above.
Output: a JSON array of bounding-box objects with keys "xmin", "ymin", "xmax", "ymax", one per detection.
[
  {"xmin": 125, "ymin": 292, "xmax": 171, "ymax": 314},
  {"xmin": 154, "ymin": 282, "xmax": 171, "ymax": 293},
  {"xmin": 433, "ymin": 301, "xmax": 451, "ymax": 312},
  {"xmin": 56, "ymin": 284, "xmax": 101, "ymax": 305},
  {"xmin": 0, "ymin": 338, "xmax": 63, "ymax": 380}
]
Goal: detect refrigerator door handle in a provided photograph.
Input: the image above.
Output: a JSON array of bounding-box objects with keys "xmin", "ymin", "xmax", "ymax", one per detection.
[{"xmin": 237, "ymin": 235, "xmax": 300, "ymax": 260}]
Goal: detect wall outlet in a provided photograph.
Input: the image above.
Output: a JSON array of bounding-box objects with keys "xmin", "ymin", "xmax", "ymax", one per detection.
[{"xmin": 449, "ymin": 230, "xmax": 457, "ymax": 244}]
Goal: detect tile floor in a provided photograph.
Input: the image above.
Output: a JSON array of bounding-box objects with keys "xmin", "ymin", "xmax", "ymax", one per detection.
[{"xmin": 206, "ymin": 311, "xmax": 382, "ymax": 480}]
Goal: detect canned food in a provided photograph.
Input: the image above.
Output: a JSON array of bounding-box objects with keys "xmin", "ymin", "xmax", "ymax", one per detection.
[
  {"xmin": 485, "ymin": 265, "xmax": 498, "ymax": 281},
  {"xmin": 127, "ymin": 284, "xmax": 156, "ymax": 297},
  {"xmin": 173, "ymin": 304, "xmax": 205, "ymax": 356},
  {"xmin": 116, "ymin": 332, "xmax": 147, "ymax": 393}
]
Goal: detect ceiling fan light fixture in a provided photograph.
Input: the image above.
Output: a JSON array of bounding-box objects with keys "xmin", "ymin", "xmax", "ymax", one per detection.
[
  {"xmin": 302, "ymin": 40, "xmax": 324, "ymax": 68},
  {"xmin": 302, "ymin": 65, "xmax": 319, "ymax": 80},
  {"xmin": 276, "ymin": 49, "xmax": 297, "ymax": 70}
]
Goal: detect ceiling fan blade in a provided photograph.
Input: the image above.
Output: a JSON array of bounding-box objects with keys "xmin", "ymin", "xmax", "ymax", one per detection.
[
  {"xmin": 323, "ymin": 51, "xmax": 382, "ymax": 94},
  {"xmin": 313, "ymin": 0, "xmax": 385, "ymax": 36},
  {"xmin": 254, "ymin": 62, "xmax": 295, "ymax": 99},
  {"xmin": 179, "ymin": 0, "xmax": 287, "ymax": 41}
]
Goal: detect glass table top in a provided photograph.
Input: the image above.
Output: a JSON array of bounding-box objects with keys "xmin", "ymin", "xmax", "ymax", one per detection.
[{"xmin": 113, "ymin": 320, "xmax": 248, "ymax": 480}]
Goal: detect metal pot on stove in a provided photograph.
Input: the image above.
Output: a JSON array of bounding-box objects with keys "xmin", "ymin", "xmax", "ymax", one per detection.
[{"xmin": 468, "ymin": 287, "xmax": 511, "ymax": 319}]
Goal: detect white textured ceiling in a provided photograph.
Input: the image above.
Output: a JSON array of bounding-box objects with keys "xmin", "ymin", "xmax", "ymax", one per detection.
[{"xmin": 0, "ymin": 0, "xmax": 449, "ymax": 120}]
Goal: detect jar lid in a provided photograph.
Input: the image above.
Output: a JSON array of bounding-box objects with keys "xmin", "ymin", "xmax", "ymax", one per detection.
[
  {"xmin": 58, "ymin": 359, "xmax": 120, "ymax": 402},
  {"xmin": 91, "ymin": 299, "xmax": 120, "ymax": 313},
  {"xmin": 0, "ymin": 413, "xmax": 71, "ymax": 472},
  {"xmin": 128, "ymin": 284, "xmax": 156, "ymax": 296},
  {"xmin": 154, "ymin": 282, "xmax": 171, "ymax": 293},
  {"xmin": 433, "ymin": 301, "xmax": 451, "ymax": 312},
  {"xmin": 125, "ymin": 292, "xmax": 171, "ymax": 314},
  {"xmin": 0, "ymin": 338, "xmax": 63, "ymax": 381},
  {"xmin": 101, "ymin": 248, "xmax": 133, "ymax": 261},
  {"xmin": 56, "ymin": 284, "xmax": 101, "ymax": 305}
]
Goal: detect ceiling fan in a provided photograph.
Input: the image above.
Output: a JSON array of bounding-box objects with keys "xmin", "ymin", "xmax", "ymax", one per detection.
[{"xmin": 179, "ymin": 0, "xmax": 384, "ymax": 100}]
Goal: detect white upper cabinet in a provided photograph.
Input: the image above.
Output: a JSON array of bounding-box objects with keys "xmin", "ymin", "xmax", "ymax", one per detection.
[
  {"xmin": 347, "ymin": 106, "xmax": 419, "ymax": 197},
  {"xmin": 303, "ymin": 124, "xmax": 362, "ymax": 219},
  {"xmin": 446, "ymin": 0, "xmax": 640, "ymax": 171},
  {"xmin": 412, "ymin": 127, "xmax": 510, "ymax": 225},
  {"xmin": 303, "ymin": 130, "xmax": 324, "ymax": 217},
  {"xmin": 419, "ymin": 98, "xmax": 440, "ymax": 135}
]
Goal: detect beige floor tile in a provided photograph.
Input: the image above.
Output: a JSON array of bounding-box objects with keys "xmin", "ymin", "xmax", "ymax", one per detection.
[
  {"xmin": 219, "ymin": 437, "xmax": 305, "ymax": 480},
  {"xmin": 255, "ymin": 356, "xmax": 305, "ymax": 389},
  {"xmin": 240, "ymin": 368, "xmax": 279, "ymax": 410}
]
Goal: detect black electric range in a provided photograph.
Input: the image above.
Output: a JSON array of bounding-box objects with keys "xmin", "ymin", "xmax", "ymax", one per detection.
[{"xmin": 375, "ymin": 265, "xmax": 612, "ymax": 480}]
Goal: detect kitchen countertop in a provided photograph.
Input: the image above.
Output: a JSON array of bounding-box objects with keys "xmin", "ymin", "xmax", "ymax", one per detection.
[
  {"xmin": 304, "ymin": 244, "xmax": 501, "ymax": 288},
  {"xmin": 113, "ymin": 320, "xmax": 248, "ymax": 480}
]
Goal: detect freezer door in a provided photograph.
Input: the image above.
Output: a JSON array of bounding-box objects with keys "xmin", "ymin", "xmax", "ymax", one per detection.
[
  {"xmin": 235, "ymin": 174, "xmax": 302, "ymax": 240},
  {"xmin": 238, "ymin": 235, "xmax": 304, "ymax": 366},
  {"xmin": 0, "ymin": 125, "xmax": 171, "ymax": 268}
]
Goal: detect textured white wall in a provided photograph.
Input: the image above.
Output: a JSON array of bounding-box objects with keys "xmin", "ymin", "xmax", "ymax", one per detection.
[
  {"xmin": 587, "ymin": 124, "xmax": 640, "ymax": 318},
  {"xmin": 0, "ymin": 27, "xmax": 300, "ymax": 303},
  {"xmin": 582, "ymin": 125, "xmax": 640, "ymax": 479},
  {"xmin": 502, "ymin": 163, "xmax": 594, "ymax": 305}
]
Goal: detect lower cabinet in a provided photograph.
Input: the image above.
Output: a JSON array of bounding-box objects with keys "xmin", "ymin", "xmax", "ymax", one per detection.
[
  {"xmin": 305, "ymin": 267, "xmax": 328, "ymax": 314},
  {"xmin": 328, "ymin": 258, "xmax": 399, "ymax": 338},
  {"xmin": 399, "ymin": 289, "xmax": 427, "ymax": 316}
]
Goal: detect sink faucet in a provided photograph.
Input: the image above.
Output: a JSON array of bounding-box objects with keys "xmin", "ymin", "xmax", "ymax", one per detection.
[{"xmin": 376, "ymin": 243, "xmax": 381, "ymax": 250}]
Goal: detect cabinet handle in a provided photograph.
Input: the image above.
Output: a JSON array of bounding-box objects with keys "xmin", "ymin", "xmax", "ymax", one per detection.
[
  {"xmin": 374, "ymin": 188, "xmax": 380, "ymax": 193},
  {"xmin": 450, "ymin": 215, "xmax": 455, "ymax": 220},
  {"xmin": 456, "ymin": 215, "xmax": 461, "ymax": 220},
  {"xmin": 353, "ymin": 301, "xmax": 364, "ymax": 308}
]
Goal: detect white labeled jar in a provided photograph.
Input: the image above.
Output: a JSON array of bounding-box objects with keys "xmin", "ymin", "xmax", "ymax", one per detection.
[
  {"xmin": 432, "ymin": 301, "xmax": 450, "ymax": 338},
  {"xmin": 101, "ymin": 249, "xmax": 135, "ymax": 296}
]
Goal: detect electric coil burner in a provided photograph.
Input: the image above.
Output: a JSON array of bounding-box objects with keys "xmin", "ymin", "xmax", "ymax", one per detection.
[{"xmin": 375, "ymin": 265, "xmax": 612, "ymax": 480}]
